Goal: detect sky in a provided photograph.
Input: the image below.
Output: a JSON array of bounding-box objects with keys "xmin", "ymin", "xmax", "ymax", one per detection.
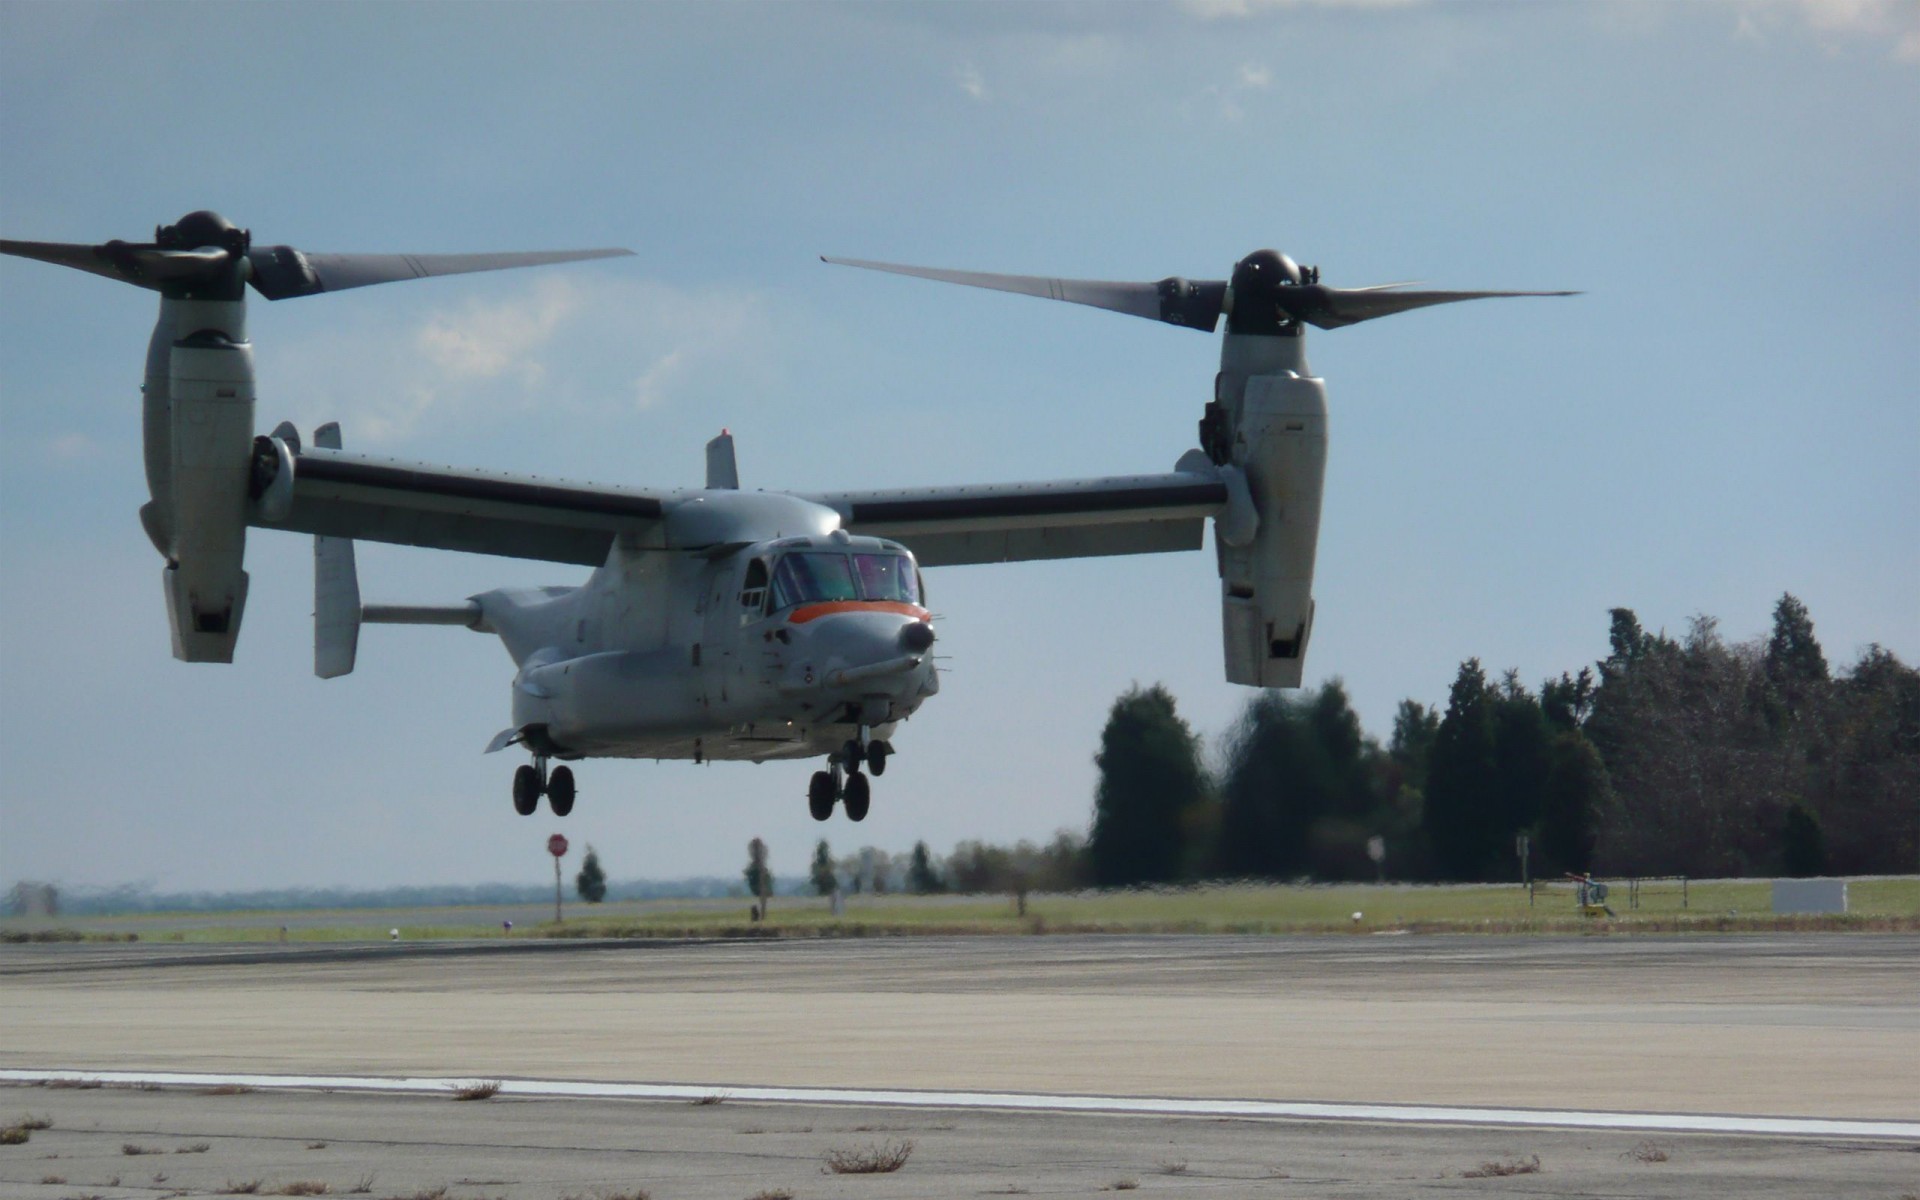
[{"xmin": 2, "ymin": 1, "xmax": 1916, "ymax": 895}]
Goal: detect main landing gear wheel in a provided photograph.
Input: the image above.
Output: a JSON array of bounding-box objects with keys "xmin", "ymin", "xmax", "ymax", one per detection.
[
  {"xmin": 866, "ymin": 739, "xmax": 891, "ymax": 776},
  {"xmin": 841, "ymin": 738, "xmax": 865, "ymax": 772},
  {"xmin": 843, "ymin": 771, "xmax": 872, "ymax": 822},
  {"xmin": 808, "ymin": 771, "xmax": 836, "ymax": 822},
  {"xmin": 548, "ymin": 765, "xmax": 576, "ymax": 816},
  {"xmin": 512, "ymin": 765, "xmax": 540, "ymax": 816}
]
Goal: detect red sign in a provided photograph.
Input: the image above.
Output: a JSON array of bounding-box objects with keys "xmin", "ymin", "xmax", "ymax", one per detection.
[{"xmin": 547, "ymin": 834, "xmax": 569, "ymax": 858}]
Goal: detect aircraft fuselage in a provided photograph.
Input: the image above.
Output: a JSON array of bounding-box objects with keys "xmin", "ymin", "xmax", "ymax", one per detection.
[{"xmin": 476, "ymin": 521, "xmax": 938, "ymax": 765}]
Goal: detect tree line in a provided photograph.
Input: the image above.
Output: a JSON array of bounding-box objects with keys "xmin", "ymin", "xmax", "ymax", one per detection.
[
  {"xmin": 1086, "ymin": 594, "xmax": 1917, "ymax": 885},
  {"xmin": 687, "ymin": 594, "xmax": 1911, "ymax": 899}
]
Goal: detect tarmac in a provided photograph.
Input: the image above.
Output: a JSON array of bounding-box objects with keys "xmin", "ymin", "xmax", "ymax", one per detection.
[{"xmin": 3, "ymin": 934, "xmax": 1916, "ymax": 1197}]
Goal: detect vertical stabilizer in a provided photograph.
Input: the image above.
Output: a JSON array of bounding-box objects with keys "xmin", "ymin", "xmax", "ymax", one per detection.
[
  {"xmin": 705, "ymin": 429, "xmax": 739, "ymax": 490},
  {"xmin": 312, "ymin": 422, "xmax": 361, "ymax": 679}
]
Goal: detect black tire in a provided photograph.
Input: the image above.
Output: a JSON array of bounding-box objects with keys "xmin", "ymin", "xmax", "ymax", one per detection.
[
  {"xmin": 843, "ymin": 771, "xmax": 871, "ymax": 822},
  {"xmin": 512, "ymin": 765, "xmax": 540, "ymax": 816},
  {"xmin": 866, "ymin": 740, "xmax": 890, "ymax": 777},
  {"xmin": 808, "ymin": 771, "xmax": 836, "ymax": 822},
  {"xmin": 548, "ymin": 765, "xmax": 576, "ymax": 817},
  {"xmin": 841, "ymin": 738, "xmax": 865, "ymax": 773}
]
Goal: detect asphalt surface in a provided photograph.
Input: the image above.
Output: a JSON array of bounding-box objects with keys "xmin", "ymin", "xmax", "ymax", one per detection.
[{"xmin": 3, "ymin": 935, "xmax": 1916, "ymax": 1197}]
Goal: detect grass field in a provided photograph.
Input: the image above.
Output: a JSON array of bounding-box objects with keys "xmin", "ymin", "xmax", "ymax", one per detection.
[{"xmin": 9, "ymin": 877, "xmax": 1916, "ymax": 943}]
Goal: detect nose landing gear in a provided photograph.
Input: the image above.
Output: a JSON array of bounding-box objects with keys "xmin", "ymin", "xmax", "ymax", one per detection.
[
  {"xmin": 511, "ymin": 756, "xmax": 576, "ymax": 817},
  {"xmin": 806, "ymin": 730, "xmax": 892, "ymax": 822}
]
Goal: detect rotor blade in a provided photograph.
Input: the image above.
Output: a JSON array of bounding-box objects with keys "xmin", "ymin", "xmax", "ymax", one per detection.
[
  {"xmin": 1295, "ymin": 286, "xmax": 1579, "ymax": 330},
  {"xmin": 0, "ymin": 239, "xmax": 231, "ymax": 290},
  {"xmin": 249, "ymin": 247, "xmax": 635, "ymax": 300},
  {"xmin": 823, "ymin": 256, "xmax": 1226, "ymax": 332}
]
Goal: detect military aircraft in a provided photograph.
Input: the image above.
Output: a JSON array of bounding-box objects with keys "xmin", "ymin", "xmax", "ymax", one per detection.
[{"xmin": 1, "ymin": 212, "xmax": 1570, "ymax": 822}]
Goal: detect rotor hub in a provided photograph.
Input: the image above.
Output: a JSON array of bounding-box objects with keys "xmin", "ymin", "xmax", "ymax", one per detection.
[
  {"xmin": 158, "ymin": 211, "xmax": 249, "ymax": 254},
  {"xmin": 1227, "ymin": 249, "xmax": 1314, "ymax": 337}
]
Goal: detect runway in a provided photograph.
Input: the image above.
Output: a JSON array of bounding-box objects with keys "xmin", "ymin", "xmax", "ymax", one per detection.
[{"xmin": 4, "ymin": 935, "xmax": 1916, "ymax": 1196}]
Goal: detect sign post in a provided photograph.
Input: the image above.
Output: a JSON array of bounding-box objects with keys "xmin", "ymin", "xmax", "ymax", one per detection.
[{"xmin": 548, "ymin": 833, "xmax": 570, "ymax": 924}]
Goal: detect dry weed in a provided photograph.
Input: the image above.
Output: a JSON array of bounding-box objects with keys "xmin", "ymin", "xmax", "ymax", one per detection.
[
  {"xmin": 177, "ymin": 1142, "xmax": 212, "ymax": 1153},
  {"xmin": 1625, "ymin": 1140, "xmax": 1670, "ymax": 1163},
  {"xmin": 1462, "ymin": 1155, "xmax": 1542, "ymax": 1178},
  {"xmin": 822, "ymin": 1139, "xmax": 914, "ymax": 1174},
  {"xmin": 202, "ymin": 1084, "xmax": 255, "ymax": 1096},
  {"xmin": 449, "ymin": 1079, "xmax": 503, "ymax": 1101},
  {"xmin": 123, "ymin": 1144, "xmax": 164, "ymax": 1155}
]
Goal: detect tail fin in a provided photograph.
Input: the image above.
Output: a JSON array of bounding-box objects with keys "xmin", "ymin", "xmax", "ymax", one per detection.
[
  {"xmin": 312, "ymin": 422, "xmax": 361, "ymax": 679},
  {"xmin": 705, "ymin": 429, "xmax": 739, "ymax": 490}
]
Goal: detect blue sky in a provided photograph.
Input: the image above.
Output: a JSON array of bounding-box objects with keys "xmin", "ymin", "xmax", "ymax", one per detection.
[{"xmin": 2, "ymin": 1, "xmax": 1915, "ymax": 893}]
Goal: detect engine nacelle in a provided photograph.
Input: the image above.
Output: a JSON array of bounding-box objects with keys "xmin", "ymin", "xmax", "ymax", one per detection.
[
  {"xmin": 1218, "ymin": 370, "xmax": 1327, "ymax": 688},
  {"xmin": 160, "ymin": 331, "xmax": 256, "ymax": 662}
]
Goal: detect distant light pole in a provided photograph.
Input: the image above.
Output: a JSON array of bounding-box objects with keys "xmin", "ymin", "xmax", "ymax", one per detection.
[{"xmin": 548, "ymin": 833, "xmax": 570, "ymax": 924}]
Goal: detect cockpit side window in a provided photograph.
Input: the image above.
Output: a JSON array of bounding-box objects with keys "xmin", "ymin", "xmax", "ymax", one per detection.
[
  {"xmin": 739, "ymin": 559, "xmax": 769, "ymax": 619},
  {"xmin": 853, "ymin": 553, "xmax": 920, "ymax": 604},
  {"xmin": 769, "ymin": 552, "xmax": 859, "ymax": 610}
]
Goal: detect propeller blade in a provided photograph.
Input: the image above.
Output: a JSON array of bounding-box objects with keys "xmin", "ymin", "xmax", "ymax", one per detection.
[
  {"xmin": 249, "ymin": 246, "xmax": 635, "ymax": 300},
  {"xmin": 0, "ymin": 239, "xmax": 231, "ymax": 290},
  {"xmin": 1289, "ymin": 285, "xmax": 1580, "ymax": 330},
  {"xmin": 823, "ymin": 256, "xmax": 1226, "ymax": 332}
]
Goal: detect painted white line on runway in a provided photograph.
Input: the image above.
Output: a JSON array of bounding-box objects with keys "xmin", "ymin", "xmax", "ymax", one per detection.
[{"xmin": 3, "ymin": 1068, "xmax": 1915, "ymax": 1141}]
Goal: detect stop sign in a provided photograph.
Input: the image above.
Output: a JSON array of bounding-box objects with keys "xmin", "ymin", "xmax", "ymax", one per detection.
[{"xmin": 547, "ymin": 834, "xmax": 569, "ymax": 858}]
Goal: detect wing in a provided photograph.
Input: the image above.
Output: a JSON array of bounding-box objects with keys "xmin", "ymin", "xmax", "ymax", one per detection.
[
  {"xmin": 252, "ymin": 445, "xmax": 668, "ymax": 566},
  {"xmin": 808, "ymin": 470, "xmax": 1229, "ymax": 567}
]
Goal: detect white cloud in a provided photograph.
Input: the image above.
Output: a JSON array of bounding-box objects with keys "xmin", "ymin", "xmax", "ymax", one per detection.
[
  {"xmin": 956, "ymin": 60, "xmax": 988, "ymax": 101},
  {"xmin": 265, "ymin": 275, "xmax": 775, "ymax": 446},
  {"xmin": 47, "ymin": 431, "xmax": 99, "ymax": 460},
  {"xmin": 1734, "ymin": 0, "xmax": 1920, "ymax": 64},
  {"xmin": 1182, "ymin": 0, "xmax": 1421, "ymax": 17},
  {"xmin": 1239, "ymin": 62, "xmax": 1273, "ymax": 89},
  {"xmin": 414, "ymin": 275, "xmax": 579, "ymax": 387}
]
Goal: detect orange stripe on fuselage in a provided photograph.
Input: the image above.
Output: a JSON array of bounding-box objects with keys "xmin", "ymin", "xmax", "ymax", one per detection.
[{"xmin": 787, "ymin": 601, "xmax": 930, "ymax": 625}]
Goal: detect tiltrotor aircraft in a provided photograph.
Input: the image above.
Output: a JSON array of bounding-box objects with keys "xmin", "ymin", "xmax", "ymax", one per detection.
[{"xmin": 1, "ymin": 212, "xmax": 1569, "ymax": 823}]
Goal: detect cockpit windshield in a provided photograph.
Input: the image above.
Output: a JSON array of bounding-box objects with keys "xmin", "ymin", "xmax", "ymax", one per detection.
[
  {"xmin": 767, "ymin": 550, "xmax": 920, "ymax": 611},
  {"xmin": 770, "ymin": 553, "xmax": 858, "ymax": 610},
  {"xmin": 854, "ymin": 553, "xmax": 919, "ymax": 604}
]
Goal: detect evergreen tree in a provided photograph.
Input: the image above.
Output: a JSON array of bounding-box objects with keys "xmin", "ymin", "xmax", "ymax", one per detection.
[
  {"xmin": 1541, "ymin": 667, "xmax": 1596, "ymax": 730},
  {"xmin": 1766, "ymin": 593, "xmax": 1829, "ymax": 690},
  {"xmin": 1214, "ymin": 681, "xmax": 1388, "ymax": 880},
  {"xmin": 1087, "ymin": 684, "xmax": 1210, "ymax": 887},
  {"xmin": 1539, "ymin": 732, "xmax": 1609, "ymax": 873},
  {"xmin": 1489, "ymin": 671, "xmax": 1551, "ymax": 842},
  {"xmin": 1606, "ymin": 608, "xmax": 1652, "ymax": 669},
  {"xmin": 743, "ymin": 837, "xmax": 773, "ymax": 908},
  {"xmin": 1423, "ymin": 660, "xmax": 1504, "ymax": 879},
  {"xmin": 1816, "ymin": 645, "xmax": 1920, "ymax": 872},
  {"xmin": 906, "ymin": 840, "xmax": 944, "ymax": 894},
  {"xmin": 1781, "ymin": 803, "xmax": 1826, "ymax": 876},
  {"xmin": 574, "ymin": 844, "xmax": 608, "ymax": 904},
  {"xmin": 1389, "ymin": 699, "xmax": 1440, "ymax": 792},
  {"xmin": 1763, "ymin": 592, "xmax": 1831, "ymax": 731},
  {"xmin": 809, "ymin": 839, "xmax": 838, "ymax": 896}
]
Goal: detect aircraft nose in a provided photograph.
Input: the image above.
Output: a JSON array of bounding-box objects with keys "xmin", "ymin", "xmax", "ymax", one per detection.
[{"xmin": 900, "ymin": 620, "xmax": 935, "ymax": 652}]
